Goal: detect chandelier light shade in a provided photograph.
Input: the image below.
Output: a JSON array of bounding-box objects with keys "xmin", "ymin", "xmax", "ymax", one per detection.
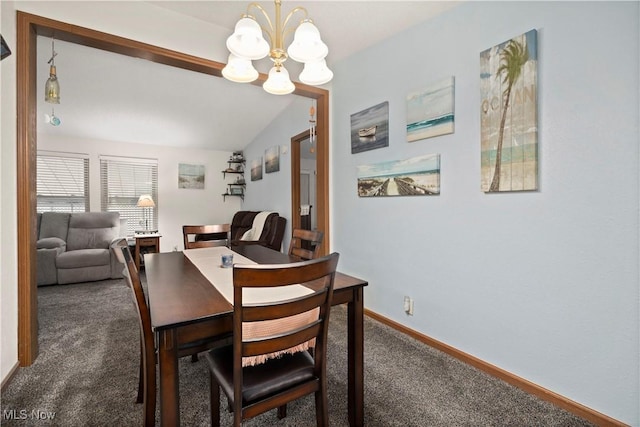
[
  {"xmin": 223, "ymin": 0, "xmax": 332, "ymax": 95},
  {"xmin": 263, "ymin": 66, "xmax": 296, "ymax": 95},
  {"xmin": 45, "ymin": 38, "xmax": 60, "ymax": 104},
  {"xmin": 299, "ymin": 58, "xmax": 333, "ymax": 86},
  {"xmin": 222, "ymin": 54, "xmax": 259, "ymax": 83}
]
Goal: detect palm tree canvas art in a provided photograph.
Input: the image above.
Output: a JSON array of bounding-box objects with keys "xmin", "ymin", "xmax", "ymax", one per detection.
[{"xmin": 480, "ymin": 29, "xmax": 538, "ymax": 192}]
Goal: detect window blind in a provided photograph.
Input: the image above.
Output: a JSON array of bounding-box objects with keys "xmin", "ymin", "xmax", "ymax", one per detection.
[
  {"xmin": 37, "ymin": 152, "xmax": 89, "ymax": 213},
  {"xmin": 100, "ymin": 156, "xmax": 158, "ymax": 236}
]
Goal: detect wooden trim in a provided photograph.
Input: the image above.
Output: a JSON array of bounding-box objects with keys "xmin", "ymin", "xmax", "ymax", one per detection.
[
  {"xmin": 315, "ymin": 94, "xmax": 330, "ymax": 256},
  {"xmin": 364, "ymin": 309, "xmax": 628, "ymax": 427},
  {"xmin": 1, "ymin": 362, "xmax": 20, "ymax": 393},
  {"xmin": 16, "ymin": 11, "xmax": 330, "ymax": 366},
  {"xmin": 290, "ymin": 131, "xmax": 304, "ymax": 232},
  {"xmin": 17, "ymin": 11, "xmax": 39, "ymax": 367}
]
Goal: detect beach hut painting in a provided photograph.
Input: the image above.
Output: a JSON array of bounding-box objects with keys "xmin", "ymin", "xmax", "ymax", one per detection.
[
  {"xmin": 480, "ymin": 29, "xmax": 538, "ymax": 192},
  {"xmin": 357, "ymin": 153, "xmax": 440, "ymax": 198},
  {"xmin": 350, "ymin": 101, "xmax": 389, "ymax": 154},
  {"xmin": 406, "ymin": 77, "xmax": 455, "ymax": 142}
]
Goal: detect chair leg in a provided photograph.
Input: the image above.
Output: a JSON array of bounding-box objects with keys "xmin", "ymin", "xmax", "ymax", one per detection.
[
  {"xmin": 136, "ymin": 350, "xmax": 144, "ymax": 404},
  {"xmin": 210, "ymin": 372, "xmax": 220, "ymax": 427},
  {"xmin": 191, "ymin": 353, "xmax": 199, "ymax": 363},
  {"xmin": 277, "ymin": 404, "xmax": 287, "ymax": 419},
  {"xmin": 143, "ymin": 352, "xmax": 157, "ymax": 427},
  {"xmin": 315, "ymin": 389, "xmax": 329, "ymax": 427}
]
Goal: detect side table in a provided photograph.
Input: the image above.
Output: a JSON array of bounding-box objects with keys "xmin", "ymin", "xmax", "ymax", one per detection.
[{"xmin": 134, "ymin": 233, "xmax": 161, "ymax": 271}]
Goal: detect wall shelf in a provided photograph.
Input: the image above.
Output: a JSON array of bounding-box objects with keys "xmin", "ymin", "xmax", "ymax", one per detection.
[{"xmin": 222, "ymin": 151, "xmax": 245, "ymax": 201}]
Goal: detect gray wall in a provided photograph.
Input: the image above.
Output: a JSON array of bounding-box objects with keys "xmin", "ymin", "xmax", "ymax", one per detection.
[{"xmin": 330, "ymin": 2, "xmax": 638, "ymax": 425}]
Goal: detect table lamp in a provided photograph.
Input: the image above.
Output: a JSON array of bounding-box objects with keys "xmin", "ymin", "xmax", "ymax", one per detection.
[{"xmin": 137, "ymin": 194, "xmax": 156, "ymax": 233}]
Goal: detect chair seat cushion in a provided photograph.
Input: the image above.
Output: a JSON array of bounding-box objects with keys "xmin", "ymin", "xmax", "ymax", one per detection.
[
  {"xmin": 205, "ymin": 345, "xmax": 315, "ymax": 403},
  {"xmin": 56, "ymin": 248, "xmax": 110, "ymax": 269}
]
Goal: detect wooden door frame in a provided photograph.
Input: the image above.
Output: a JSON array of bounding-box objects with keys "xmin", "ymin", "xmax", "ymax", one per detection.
[
  {"xmin": 16, "ymin": 11, "xmax": 330, "ymax": 365},
  {"xmin": 290, "ymin": 129, "xmax": 329, "ymax": 257}
]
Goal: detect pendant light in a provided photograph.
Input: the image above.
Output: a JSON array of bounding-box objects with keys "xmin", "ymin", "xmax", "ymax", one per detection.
[
  {"xmin": 45, "ymin": 37, "xmax": 60, "ymax": 104},
  {"xmin": 223, "ymin": 0, "xmax": 332, "ymax": 95}
]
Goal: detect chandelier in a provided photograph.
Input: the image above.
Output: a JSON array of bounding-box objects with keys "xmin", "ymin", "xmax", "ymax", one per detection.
[{"xmin": 222, "ymin": 0, "xmax": 333, "ymax": 95}]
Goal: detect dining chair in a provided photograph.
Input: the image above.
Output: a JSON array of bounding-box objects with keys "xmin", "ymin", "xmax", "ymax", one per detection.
[
  {"xmin": 204, "ymin": 252, "xmax": 340, "ymax": 427},
  {"xmin": 288, "ymin": 228, "xmax": 324, "ymax": 261},
  {"xmin": 183, "ymin": 224, "xmax": 231, "ymax": 249},
  {"xmin": 113, "ymin": 240, "xmax": 228, "ymax": 427}
]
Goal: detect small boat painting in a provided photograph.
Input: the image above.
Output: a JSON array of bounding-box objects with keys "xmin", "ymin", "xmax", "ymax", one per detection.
[
  {"xmin": 350, "ymin": 101, "xmax": 389, "ymax": 154},
  {"xmin": 358, "ymin": 125, "xmax": 377, "ymax": 137}
]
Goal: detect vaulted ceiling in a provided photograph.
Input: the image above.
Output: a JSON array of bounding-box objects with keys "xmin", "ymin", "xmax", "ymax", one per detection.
[{"xmin": 36, "ymin": 1, "xmax": 459, "ymax": 152}]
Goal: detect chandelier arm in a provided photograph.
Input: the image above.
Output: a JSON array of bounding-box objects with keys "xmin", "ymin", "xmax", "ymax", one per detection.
[
  {"xmin": 282, "ymin": 6, "xmax": 308, "ymax": 32},
  {"xmin": 246, "ymin": 3, "xmax": 275, "ymax": 44}
]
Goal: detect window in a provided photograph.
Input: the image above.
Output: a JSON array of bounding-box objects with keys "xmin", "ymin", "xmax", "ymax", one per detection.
[
  {"xmin": 100, "ymin": 156, "xmax": 158, "ymax": 236},
  {"xmin": 37, "ymin": 152, "xmax": 89, "ymax": 213}
]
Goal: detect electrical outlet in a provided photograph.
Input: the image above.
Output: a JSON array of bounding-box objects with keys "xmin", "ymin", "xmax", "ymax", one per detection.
[{"xmin": 404, "ymin": 296, "xmax": 414, "ymax": 315}]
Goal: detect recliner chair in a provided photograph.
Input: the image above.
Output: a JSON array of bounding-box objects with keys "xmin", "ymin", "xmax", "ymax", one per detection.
[{"xmin": 230, "ymin": 211, "xmax": 287, "ymax": 251}]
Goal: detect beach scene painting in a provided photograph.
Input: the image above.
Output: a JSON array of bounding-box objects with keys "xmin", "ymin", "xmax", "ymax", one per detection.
[
  {"xmin": 250, "ymin": 158, "xmax": 263, "ymax": 181},
  {"xmin": 178, "ymin": 163, "xmax": 205, "ymax": 189},
  {"xmin": 357, "ymin": 153, "xmax": 440, "ymax": 197},
  {"xmin": 265, "ymin": 145, "xmax": 280, "ymax": 173},
  {"xmin": 480, "ymin": 29, "xmax": 538, "ymax": 192},
  {"xmin": 407, "ymin": 77, "xmax": 455, "ymax": 142},
  {"xmin": 350, "ymin": 101, "xmax": 389, "ymax": 154}
]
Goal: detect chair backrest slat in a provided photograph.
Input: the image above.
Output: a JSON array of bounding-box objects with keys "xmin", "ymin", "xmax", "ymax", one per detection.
[
  {"xmin": 183, "ymin": 224, "xmax": 231, "ymax": 249},
  {"xmin": 242, "ymin": 321, "xmax": 323, "ymax": 357},
  {"xmin": 288, "ymin": 228, "xmax": 324, "ymax": 261},
  {"xmin": 243, "ymin": 288, "xmax": 328, "ymax": 322}
]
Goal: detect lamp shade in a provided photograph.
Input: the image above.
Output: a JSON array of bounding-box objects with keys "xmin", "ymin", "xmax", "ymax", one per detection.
[
  {"xmin": 226, "ymin": 16, "xmax": 270, "ymax": 60},
  {"xmin": 287, "ymin": 21, "xmax": 328, "ymax": 63},
  {"xmin": 263, "ymin": 66, "xmax": 295, "ymax": 95},
  {"xmin": 299, "ymin": 59, "xmax": 333, "ymax": 86},
  {"xmin": 137, "ymin": 194, "xmax": 155, "ymax": 208},
  {"xmin": 222, "ymin": 54, "xmax": 259, "ymax": 83}
]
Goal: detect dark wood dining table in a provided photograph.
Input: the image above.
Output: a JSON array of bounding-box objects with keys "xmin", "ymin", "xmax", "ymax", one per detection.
[{"xmin": 144, "ymin": 244, "xmax": 368, "ymax": 426}]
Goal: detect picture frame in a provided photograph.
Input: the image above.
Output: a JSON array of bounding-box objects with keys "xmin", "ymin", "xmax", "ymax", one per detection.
[
  {"xmin": 1, "ymin": 35, "xmax": 11, "ymax": 61},
  {"xmin": 407, "ymin": 77, "xmax": 455, "ymax": 142},
  {"xmin": 480, "ymin": 29, "xmax": 538, "ymax": 192},
  {"xmin": 357, "ymin": 154, "xmax": 441, "ymax": 197},
  {"xmin": 265, "ymin": 145, "xmax": 280, "ymax": 173},
  {"xmin": 350, "ymin": 101, "xmax": 389, "ymax": 154},
  {"xmin": 178, "ymin": 163, "xmax": 205, "ymax": 189},
  {"xmin": 250, "ymin": 158, "xmax": 263, "ymax": 181}
]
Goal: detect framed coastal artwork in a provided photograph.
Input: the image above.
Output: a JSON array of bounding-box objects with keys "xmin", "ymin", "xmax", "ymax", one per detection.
[
  {"xmin": 357, "ymin": 153, "xmax": 440, "ymax": 197},
  {"xmin": 250, "ymin": 157, "xmax": 263, "ymax": 181},
  {"xmin": 350, "ymin": 101, "xmax": 389, "ymax": 154},
  {"xmin": 178, "ymin": 163, "xmax": 205, "ymax": 189},
  {"xmin": 480, "ymin": 29, "xmax": 538, "ymax": 192},
  {"xmin": 265, "ymin": 145, "xmax": 280, "ymax": 173},
  {"xmin": 407, "ymin": 77, "xmax": 455, "ymax": 142}
]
